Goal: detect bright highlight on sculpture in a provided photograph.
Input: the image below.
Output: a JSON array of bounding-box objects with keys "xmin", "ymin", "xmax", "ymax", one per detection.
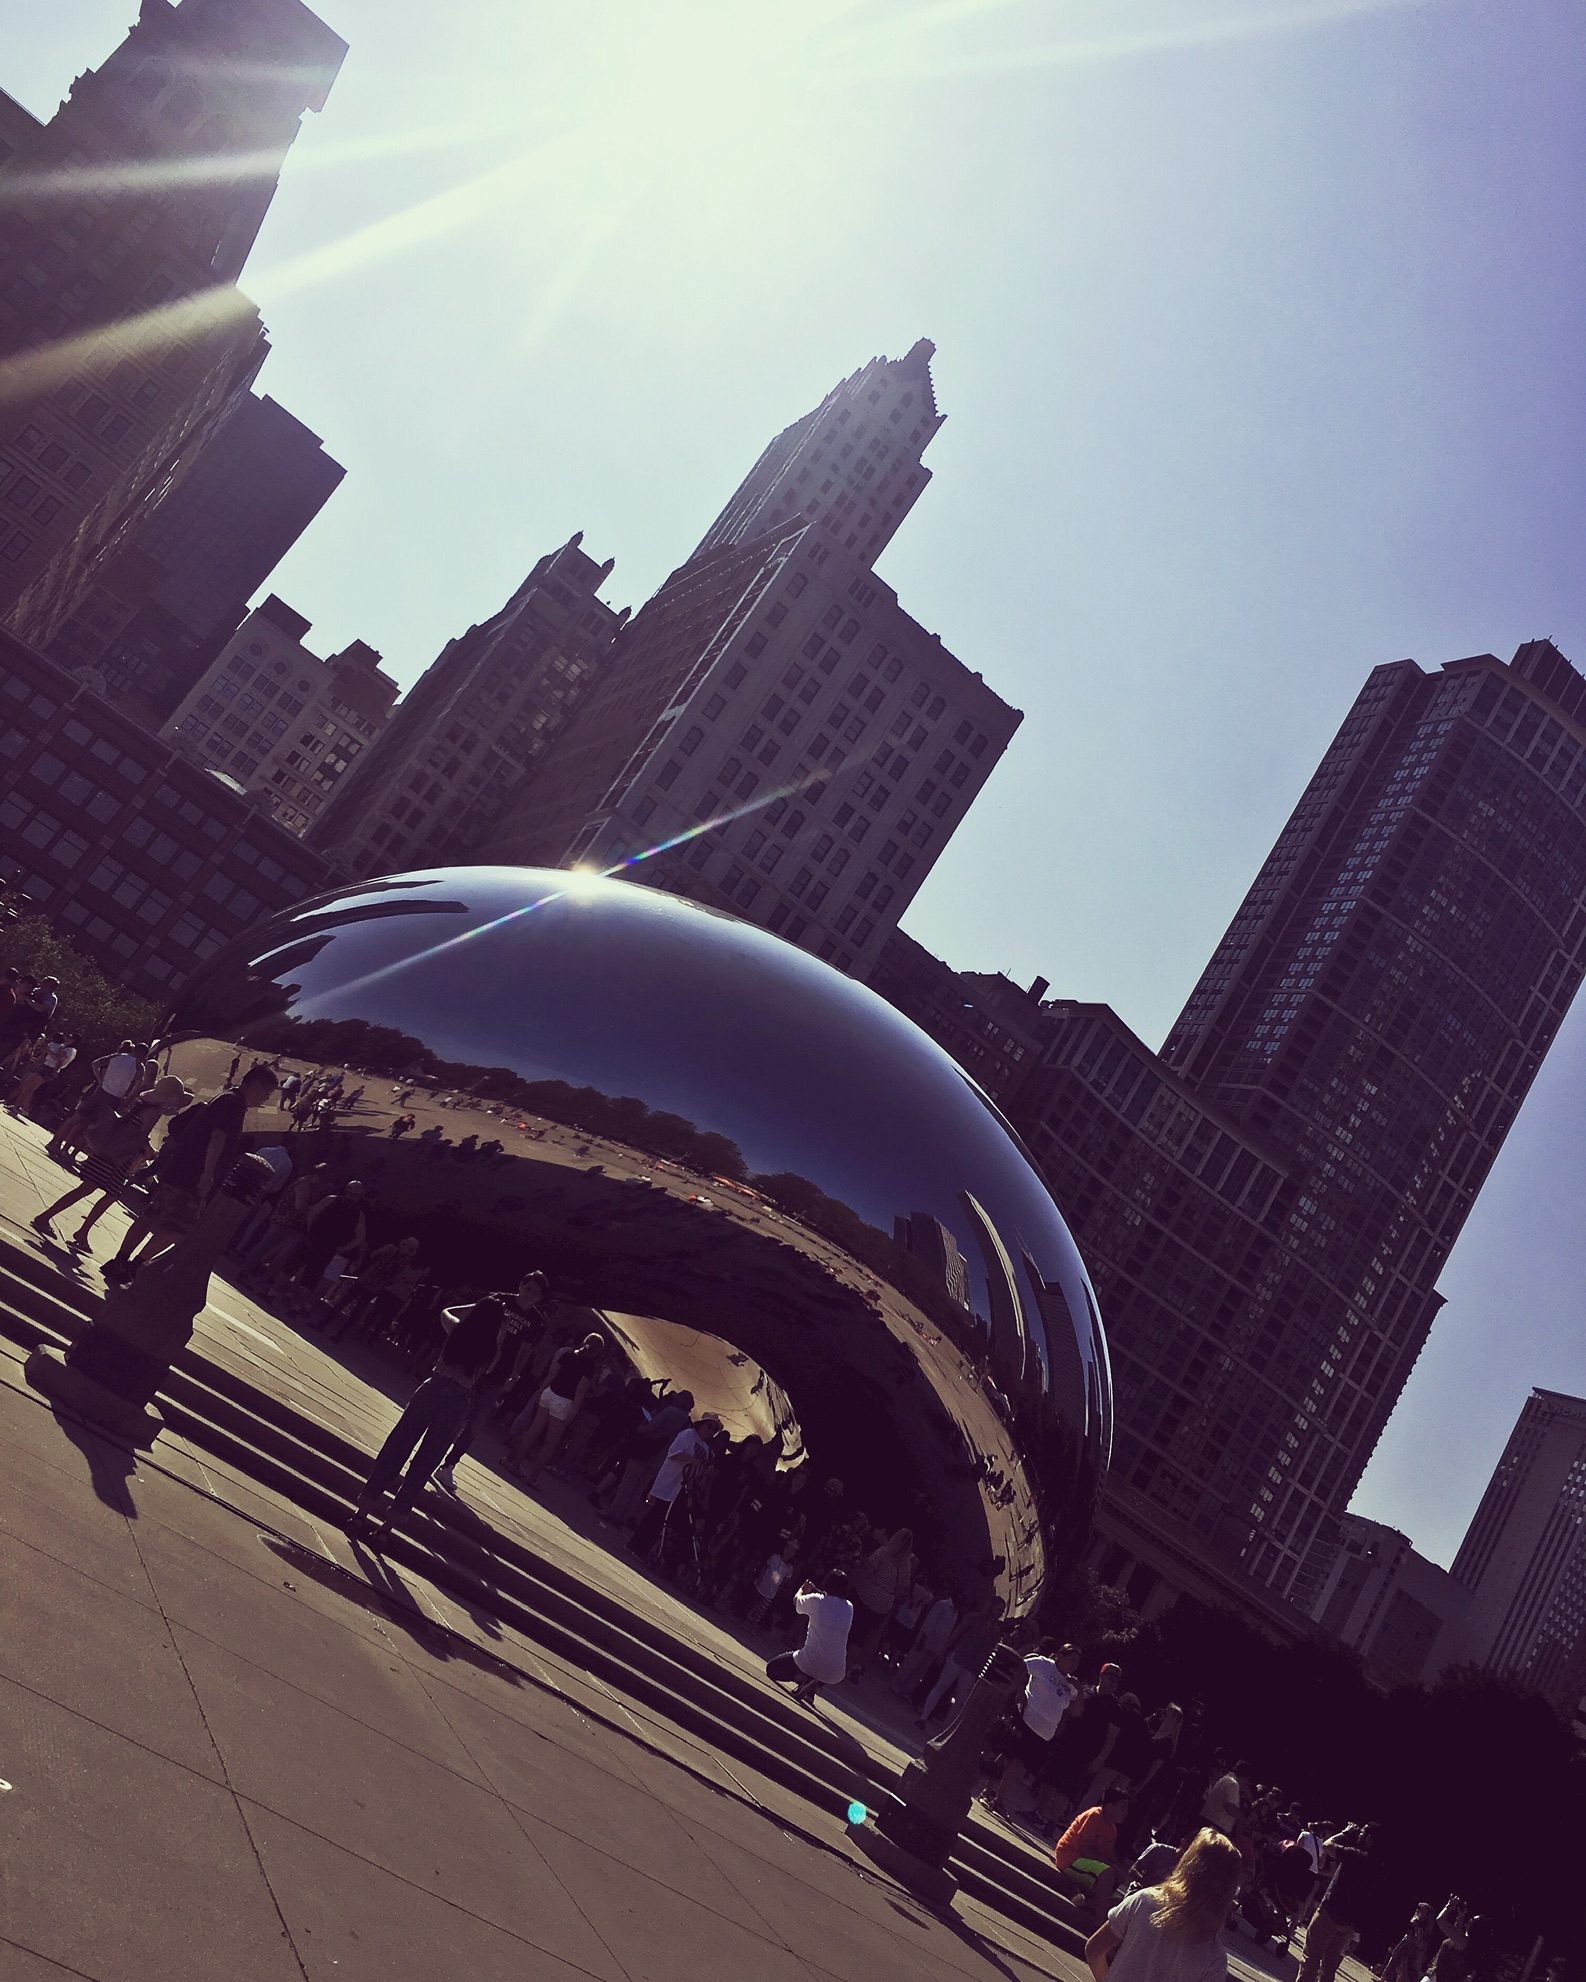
[{"xmin": 170, "ymin": 866, "xmax": 1111, "ymax": 1610}]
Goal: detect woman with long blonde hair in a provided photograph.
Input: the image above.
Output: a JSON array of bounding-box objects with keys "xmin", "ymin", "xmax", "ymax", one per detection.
[{"xmin": 1085, "ymin": 1828, "xmax": 1242, "ymax": 1982}]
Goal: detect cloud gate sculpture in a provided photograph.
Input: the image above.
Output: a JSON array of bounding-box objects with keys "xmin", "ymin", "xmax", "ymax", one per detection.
[{"xmin": 169, "ymin": 868, "xmax": 1110, "ymax": 1613}]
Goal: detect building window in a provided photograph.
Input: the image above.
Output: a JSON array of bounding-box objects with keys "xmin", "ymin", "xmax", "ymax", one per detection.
[
  {"xmin": 656, "ymin": 759, "xmax": 682, "ymax": 789},
  {"xmin": 633, "ymin": 797, "xmax": 657, "ymax": 826}
]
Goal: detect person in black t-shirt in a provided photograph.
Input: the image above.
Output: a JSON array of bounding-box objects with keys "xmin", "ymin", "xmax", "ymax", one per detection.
[
  {"xmin": 102, "ymin": 1064, "xmax": 277, "ymax": 1283},
  {"xmin": 432, "ymin": 1275, "xmax": 546, "ymax": 1492},
  {"xmin": 297, "ymin": 1181, "xmax": 369, "ymax": 1314},
  {"xmin": 347, "ymin": 1297, "xmax": 524, "ymax": 1539},
  {"xmin": 514, "ymin": 1329, "xmax": 607, "ymax": 1486}
]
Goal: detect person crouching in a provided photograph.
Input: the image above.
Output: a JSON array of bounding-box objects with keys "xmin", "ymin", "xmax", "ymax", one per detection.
[{"xmin": 766, "ymin": 1570, "xmax": 854, "ymax": 1706}]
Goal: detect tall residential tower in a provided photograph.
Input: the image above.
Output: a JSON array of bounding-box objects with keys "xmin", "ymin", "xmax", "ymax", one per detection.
[{"xmin": 879, "ymin": 640, "xmax": 1586, "ymax": 1624}]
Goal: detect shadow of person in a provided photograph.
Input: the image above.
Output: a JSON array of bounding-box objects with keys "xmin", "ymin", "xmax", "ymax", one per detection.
[
  {"xmin": 259, "ymin": 1530, "xmax": 520, "ymax": 1680},
  {"xmin": 45, "ymin": 1402, "xmax": 139, "ymax": 1516}
]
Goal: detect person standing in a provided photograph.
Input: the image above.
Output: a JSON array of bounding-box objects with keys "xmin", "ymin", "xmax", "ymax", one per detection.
[
  {"xmin": 989, "ymin": 1638, "xmax": 1080, "ymax": 1819},
  {"xmin": 916, "ymin": 1598, "xmax": 1003, "ymax": 1725},
  {"xmin": 766, "ymin": 1570, "xmax": 855, "ymax": 1705},
  {"xmin": 629, "ymin": 1412, "xmax": 715, "ymax": 1559},
  {"xmin": 849, "ymin": 1526, "xmax": 916, "ymax": 1675},
  {"xmin": 598, "ymin": 1389, "xmax": 695, "ymax": 1524},
  {"xmin": 0, "ymin": 976, "xmax": 55, "ymax": 1071},
  {"xmin": 512, "ymin": 1326, "xmax": 603, "ymax": 1487},
  {"xmin": 1297, "ymin": 1825, "xmax": 1380, "ymax": 1982},
  {"xmin": 30, "ymin": 1076, "xmax": 191, "ymax": 1251},
  {"xmin": 102, "ymin": 1063, "xmax": 277, "ymax": 1283},
  {"xmin": 10, "ymin": 1031, "xmax": 79, "ymax": 1117},
  {"xmin": 1380, "ymin": 1901, "xmax": 1442, "ymax": 1982},
  {"xmin": 434, "ymin": 1274, "xmax": 547, "ymax": 1491},
  {"xmin": 345, "ymin": 1298, "xmax": 521, "ymax": 1539},
  {"xmin": 1084, "ymin": 1827, "xmax": 1241, "ymax": 1982},
  {"xmin": 328, "ymin": 1235, "xmax": 422, "ymax": 1343},
  {"xmin": 296, "ymin": 1179, "xmax": 369, "ymax": 1316},
  {"xmin": 1200, "ymin": 1761, "xmax": 1245, "ymax": 1839},
  {"xmin": 892, "ymin": 1588, "xmax": 959, "ymax": 1696}
]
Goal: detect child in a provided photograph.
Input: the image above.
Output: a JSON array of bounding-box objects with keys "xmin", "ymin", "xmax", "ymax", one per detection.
[{"xmin": 765, "ymin": 1570, "xmax": 854, "ymax": 1705}]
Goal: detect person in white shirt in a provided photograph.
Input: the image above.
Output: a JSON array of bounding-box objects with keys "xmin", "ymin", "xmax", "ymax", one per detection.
[
  {"xmin": 1085, "ymin": 1827, "xmax": 1240, "ymax": 1982},
  {"xmin": 989, "ymin": 1638, "xmax": 1080, "ymax": 1821},
  {"xmin": 47, "ymin": 1039, "xmax": 144, "ymax": 1162},
  {"xmin": 629, "ymin": 1415, "xmax": 721, "ymax": 1559},
  {"xmin": 766, "ymin": 1571, "xmax": 854, "ymax": 1704},
  {"xmin": 1200, "ymin": 1765, "xmax": 1244, "ymax": 1838}
]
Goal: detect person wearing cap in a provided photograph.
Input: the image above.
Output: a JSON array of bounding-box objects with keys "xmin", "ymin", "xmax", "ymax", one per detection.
[
  {"xmin": 30, "ymin": 1075, "xmax": 191, "ymax": 1254},
  {"xmin": 102, "ymin": 1064, "xmax": 278, "ymax": 1284},
  {"xmin": 767, "ymin": 1569, "xmax": 856, "ymax": 1705}
]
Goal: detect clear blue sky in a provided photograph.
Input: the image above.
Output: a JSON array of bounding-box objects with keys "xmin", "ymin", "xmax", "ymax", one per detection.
[{"xmin": 9, "ymin": 0, "xmax": 1585, "ymax": 1566}]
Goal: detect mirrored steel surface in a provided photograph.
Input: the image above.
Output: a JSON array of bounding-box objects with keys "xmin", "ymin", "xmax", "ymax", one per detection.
[{"xmin": 170, "ymin": 867, "xmax": 1111, "ymax": 1609}]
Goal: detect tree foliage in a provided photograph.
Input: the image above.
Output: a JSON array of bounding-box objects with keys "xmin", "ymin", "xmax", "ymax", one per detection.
[
  {"xmin": 0, "ymin": 890, "xmax": 161, "ymax": 1064},
  {"xmin": 1119, "ymin": 1598, "xmax": 1586, "ymax": 1969}
]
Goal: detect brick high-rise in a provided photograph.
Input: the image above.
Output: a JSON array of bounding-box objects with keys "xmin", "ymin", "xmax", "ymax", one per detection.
[
  {"xmin": 475, "ymin": 343, "xmax": 1020, "ymax": 979},
  {"xmin": 307, "ymin": 537, "xmax": 626, "ymax": 875},
  {"xmin": 0, "ymin": 0, "xmax": 345, "ymax": 655}
]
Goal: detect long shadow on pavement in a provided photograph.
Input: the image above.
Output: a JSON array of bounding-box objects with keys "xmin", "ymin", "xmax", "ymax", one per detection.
[{"xmin": 43, "ymin": 1400, "xmax": 140, "ymax": 1516}]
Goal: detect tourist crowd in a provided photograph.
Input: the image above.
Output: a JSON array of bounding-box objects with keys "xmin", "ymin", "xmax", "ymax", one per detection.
[{"xmin": 3, "ymin": 1018, "xmax": 1562, "ymax": 1982}]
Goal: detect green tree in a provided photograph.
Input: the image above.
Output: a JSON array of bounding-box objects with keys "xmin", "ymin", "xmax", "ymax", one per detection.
[{"xmin": 0, "ymin": 890, "xmax": 161, "ymax": 1064}]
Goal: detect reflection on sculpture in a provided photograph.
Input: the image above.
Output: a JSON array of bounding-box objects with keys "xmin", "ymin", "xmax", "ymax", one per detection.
[{"xmin": 169, "ymin": 867, "xmax": 1111, "ymax": 1611}]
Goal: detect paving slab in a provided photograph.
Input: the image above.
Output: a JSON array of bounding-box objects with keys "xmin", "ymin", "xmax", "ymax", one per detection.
[
  {"xmin": 0, "ymin": 1675, "xmax": 303, "ymax": 1982},
  {"xmin": 1, "ymin": 1105, "xmax": 1093, "ymax": 1982},
  {"xmin": 0, "ymin": 1525, "xmax": 222, "ymax": 1780}
]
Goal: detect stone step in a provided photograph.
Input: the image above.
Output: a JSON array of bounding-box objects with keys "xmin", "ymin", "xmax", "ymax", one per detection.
[{"xmin": 0, "ymin": 1232, "xmax": 1080, "ymax": 1948}]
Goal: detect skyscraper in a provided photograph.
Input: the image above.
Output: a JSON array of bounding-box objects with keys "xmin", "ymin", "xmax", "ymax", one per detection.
[
  {"xmin": 307, "ymin": 537, "xmax": 626, "ymax": 874},
  {"xmin": 163, "ymin": 594, "xmax": 396, "ymax": 834},
  {"xmin": 473, "ymin": 343, "xmax": 1020, "ymax": 979},
  {"xmin": 877, "ymin": 639, "xmax": 1586, "ymax": 1622},
  {"xmin": 691, "ymin": 338, "xmax": 944, "ymax": 565},
  {"xmin": 1451, "ymin": 1388, "xmax": 1586, "ymax": 1717},
  {"xmin": 0, "ymin": 0, "xmax": 345, "ymax": 652},
  {"xmin": 56, "ymin": 390, "xmax": 346, "ymax": 722}
]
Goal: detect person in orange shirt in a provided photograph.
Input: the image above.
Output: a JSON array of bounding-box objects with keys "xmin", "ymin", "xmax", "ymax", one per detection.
[{"xmin": 1056, "ymin": 1786, "xmax": 1132, "ymax": 1924}]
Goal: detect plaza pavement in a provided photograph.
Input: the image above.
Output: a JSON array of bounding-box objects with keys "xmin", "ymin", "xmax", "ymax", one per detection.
[{"xmin": 0, "ymin": 1091, "xmax": 1337, "ymax": 1982}]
